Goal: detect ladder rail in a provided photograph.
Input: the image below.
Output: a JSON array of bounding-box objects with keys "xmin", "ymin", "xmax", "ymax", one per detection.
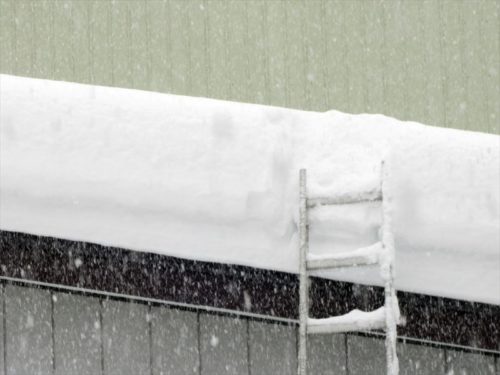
[
  {"xmin": 381, "ymin": 160, "xmax": 399, "ymax": 375},
  {"xmin": 385, "ymin": 279, "xmax": 399, "ymax": 375}
]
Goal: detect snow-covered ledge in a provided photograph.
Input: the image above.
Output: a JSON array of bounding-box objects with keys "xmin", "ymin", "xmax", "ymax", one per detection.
[{"xmin": 1, "ymin": 74, "xmax": 498, "ymax": 304}]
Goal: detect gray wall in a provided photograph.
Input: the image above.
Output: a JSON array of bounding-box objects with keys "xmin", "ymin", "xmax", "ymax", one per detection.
[{"xmin": 1, "ymin": 283, "xmax": 498, "ymax": 375}]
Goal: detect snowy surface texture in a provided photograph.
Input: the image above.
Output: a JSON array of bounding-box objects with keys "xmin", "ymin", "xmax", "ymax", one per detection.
[
  {"xmin": 1, "ymin": 74, "xmax": 499, "ymax": 304},
  {"xmin": 308, "ymin": 307, "xmax": 386, "ymax": 333}
]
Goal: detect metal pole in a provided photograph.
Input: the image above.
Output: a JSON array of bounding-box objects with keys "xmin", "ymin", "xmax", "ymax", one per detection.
[
  {"xmin": 381, "ymin": 160, "xmax": 399, "ymax": 375},
  {"xmin": 298, "ymin": 169, "xmax": 309, "ymax": 375},
  {"xmin": 385, "ymin": 277, "xmax": 398, "ymax": 374}
]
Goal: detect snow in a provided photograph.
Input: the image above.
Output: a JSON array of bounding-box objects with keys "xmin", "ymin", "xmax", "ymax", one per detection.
[
  {"xmin": 307, "ymin": 307, "xmax": 386, "ymax": 333},
  {"xmin": 1, "ymin": 74, "xmax": 499, "ymax": 305},
  {"xmin": 307, "ymin": 241, "xmax": 382, "ymax": 269}
]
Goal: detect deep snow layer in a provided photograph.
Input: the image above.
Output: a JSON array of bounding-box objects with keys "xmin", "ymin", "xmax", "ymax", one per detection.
[{"xmin": 1, "ymin": 74, "xmax": 499, "ymax": 304}]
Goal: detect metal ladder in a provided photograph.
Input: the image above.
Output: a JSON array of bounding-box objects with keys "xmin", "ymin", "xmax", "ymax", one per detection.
[{"xmin": 297, "ymin": 165, "xmax": 401, "ymax": 375}]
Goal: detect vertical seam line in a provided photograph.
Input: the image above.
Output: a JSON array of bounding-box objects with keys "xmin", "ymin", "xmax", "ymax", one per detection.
[
  {"xmin": 345, "ymin": 334, "xmax": 350, "ymax": 375},
  {"xmin": 148, "ymin": 305, "xmax": 153, "ymax": 375},
  {"xmin": 108, "ymin": 1, "xmax": 114, "ymax": 86},
  {"xmin": 51, "ymin": 291, "xmax": 56, "ymax": 373},
  {"xmin": 419, "ymin": 0, "xmax": 431, "ymax": 122},
  {"xmin": 126, "ymin": 1, "xmax": 131, "ymax": 87},
  {"xmin": 244, "ymin": 1, "xmax": 250, "ymax": 102},
  {"xmin": 3, "ymin": 284, "xmax": 7, "ymax": 375},
  {"xmin": 444, "ymin": 348, "xmax": 449, "ymax": 373},
  {"xmin": 70, "ymin": 2, "xmax": 76, "ymax": 80},
  {"xmin": 30, "ymin": 1, "xmax": 35, "ymax": 76},
  {"xmin": 223, "ymin": 2, "xmax": 230, "ymax": 100},
  {"xmin": 283, "ymin": 1, "xmax": 290, "ymax": 108},
  {"xmin": 204, "ymin": 0, "xmax": 211, "ymax": 97},
  {"xmin": 100, "ymin": 299, "xmax": 105, "ymax": 375},
  {"xmin": 342, "ymin": 2, "xmax": 350, "ymax": 111},
  {"xmin": 165, "ymin": 0, "xmax": 173, "ymax": 91},
  {"xmin": 197, "ymin": 312, "xmax": 202, "ymax": 375},
  {"xmin": 321, "ymin": 0, "xmax": 330, "ymax": 110},
  {"xmin": 401, "ymin": 3, "xmax": 410, "ymax": 120},
  {"xmin": 458, "ymin": 2, "xmax": 468, "ymax": 130},
  {"xmin": 186, "ymin": 2, "xmax": 193, "ymax": 95},
  {"xmin": 477, "ymin": 1, "xmax": 492, "ymax": 133},
  {"xmin": 145, "ymin": 0, "xmax": 151, "ymax": 91},
  {"xmin": 437, "ymin": 0, "xmax": 448, "ymax": 127},
  {"xmin": 12, "ymin": 1, "xmax": 17, "ymax": 75},
  {"xmin": 202, "ymin": 0, "xmax": 210, "ymax": 97},
  {"xmin": 301, "ymin": 2, "xmax": 309, "ymax": 110},
  {"xmin": 262, "ymin": 1, "xmax": 270, "ymax": 105},
  {"xmin": 88, "ymin": 0, "xmax": 93, "ymax": 83},
  {"xmin": 246, "ymin": 319, "xmax": 252, "ymax": 375},
  {"xmin": 380, "ymin": 0, "xmax": 387, "ymax": 113},
  {"xmin": 361, "ymin": 1, "xmax": 368, "ymax": 113},
  {"xmin": 50, "ymin": 1, "xmax": 55, "ymax": 79}
]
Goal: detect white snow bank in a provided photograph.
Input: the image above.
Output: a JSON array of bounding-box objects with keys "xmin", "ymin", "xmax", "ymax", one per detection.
[
  {"xmin": 1, "ymin": 74, "xmax": 499, "ymax": 304},
  {"xmin": 308, "ymin": 307, "xmax": 386, "ymax": 333},
  {"xmin": 307, "ymin": 242, "xmax": 383, "ymax": 269}
]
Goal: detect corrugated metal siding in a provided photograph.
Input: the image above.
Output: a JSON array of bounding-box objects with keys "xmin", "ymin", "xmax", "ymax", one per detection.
[
  {"xmin": 1, "ymin": 284, "xmax": 499, "ymax": 375},
  {"xmin": 0, "ymin": 0, "xmax": 498, "ymax": 134}
]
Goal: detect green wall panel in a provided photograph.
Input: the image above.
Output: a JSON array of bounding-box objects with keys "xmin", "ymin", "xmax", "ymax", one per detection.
[
  {"xmin": 323, "ymin": 0, "xmax": 349, "ymax": 113},
  {"xmin": 481, "ymin": 0, "xmax": 500, "ymax": 134},
  {"xmin": 0, "ymin": 0, "xmax": 498, "ymax": 134},
  {"xmin": 90, "ymin": 0, "xmax": 113, "ymax": 86},
  {"xmin": 363, "ymin": 0, "xmax": 385, "ymax": 115},
  {"xmin": 267, "ymin": 0, "xmax": 287, "ymax": 108},
  {"xmin": 246, "ymin": 0, "xmax": 269, "ymax": 105}
]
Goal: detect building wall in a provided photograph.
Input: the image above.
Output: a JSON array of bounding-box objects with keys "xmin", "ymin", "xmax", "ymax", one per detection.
[
  {"xmin": 0, "ymin": 0, "xmax": 498, "ymax": 134},
  {"xmin": 1, "ymin": 283, "xmax": 498, "ymax": 375}
]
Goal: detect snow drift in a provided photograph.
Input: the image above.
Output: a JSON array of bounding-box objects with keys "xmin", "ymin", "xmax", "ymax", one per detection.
[{"xmin": 1, "ymin": 74, "xmax": 498, "ymax": 304}]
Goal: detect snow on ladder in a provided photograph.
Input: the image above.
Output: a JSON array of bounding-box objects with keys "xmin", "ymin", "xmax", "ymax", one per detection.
[{"xmin": 297, "ymin": 164, "xmax": 401, "ymax": 375}]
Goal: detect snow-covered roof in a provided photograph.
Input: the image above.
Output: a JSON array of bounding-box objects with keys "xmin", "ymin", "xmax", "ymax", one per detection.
[{"xmin": 1, "ymin": 74, "xmax": 498, "ymax": 305}]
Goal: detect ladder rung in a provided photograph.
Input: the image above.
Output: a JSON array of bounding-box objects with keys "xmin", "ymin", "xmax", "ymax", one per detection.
[
  {"xmin": 307, "ymin": 189, "xmax": 382, "ymax": 208},
  {"xmin": 307, "ymin": 307, "xmax": 386, "ymax": 334},
  {"xmin": 307, "ymin": 242, "xmax": 383, "ymax": 270}
]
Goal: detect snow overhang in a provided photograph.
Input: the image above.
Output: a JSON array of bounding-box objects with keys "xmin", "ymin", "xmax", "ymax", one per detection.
[{"xmin": 1, "ymin": 74, "xmax": 499, "ymax": 305}]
